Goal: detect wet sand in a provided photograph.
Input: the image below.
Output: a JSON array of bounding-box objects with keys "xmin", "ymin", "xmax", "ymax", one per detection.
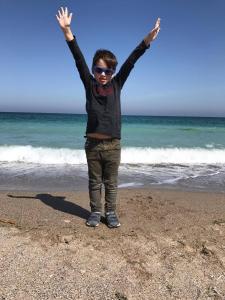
[{"xmin": 1, "ymin": 188, "xmax": 225, "ymax": 299}]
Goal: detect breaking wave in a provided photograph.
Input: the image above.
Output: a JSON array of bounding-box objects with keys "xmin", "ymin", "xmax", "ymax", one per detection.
[{"xmin": 1, "ymin": 145, "xmax": 225, "ymax": 165}]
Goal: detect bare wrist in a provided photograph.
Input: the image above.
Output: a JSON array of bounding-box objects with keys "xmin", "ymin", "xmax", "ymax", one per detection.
[
  {"xmin": 144, "ymin": 37, "xmax": 150, "ymax": 47},
  {"xmin": 62, "ymin": 26, "xmax": 71, "ymax": 33},
  {"xmin": 61, "ymin": 26, "xmax": 74, "ymax": 41}
]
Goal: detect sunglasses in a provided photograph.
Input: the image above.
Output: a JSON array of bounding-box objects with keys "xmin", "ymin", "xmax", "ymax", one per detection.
[{"xmin": 93, "ymin": 66, "xmax": 115, "ymax": 76}]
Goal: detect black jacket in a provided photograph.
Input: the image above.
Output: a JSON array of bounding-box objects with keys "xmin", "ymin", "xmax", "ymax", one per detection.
[{"xmin": 66, "ymin": 36, "xmax": 150, "ymax": 139}]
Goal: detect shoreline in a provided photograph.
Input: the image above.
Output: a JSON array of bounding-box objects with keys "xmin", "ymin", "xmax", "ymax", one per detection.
[
  {"xmin": 1, "ymin": 187, "xmax": 225, "ymax": 299},
  {"xmin": 1, "ymin": 183, "xmax": 225, "ymax": 194},
  {"xmin": 1, "ymin": 161, "xmax": 225, "ymax": 194}
]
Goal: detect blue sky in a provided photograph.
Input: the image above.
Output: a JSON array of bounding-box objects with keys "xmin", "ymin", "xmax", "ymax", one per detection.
[{"xmin": 1, "ymin": 0, "xmax": 225, "ymax": 117}]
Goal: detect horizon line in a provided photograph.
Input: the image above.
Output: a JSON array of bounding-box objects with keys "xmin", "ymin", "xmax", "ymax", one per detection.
[{"xmin": 0, "ymin": 111, "xmax": 225, "ymax": 119}]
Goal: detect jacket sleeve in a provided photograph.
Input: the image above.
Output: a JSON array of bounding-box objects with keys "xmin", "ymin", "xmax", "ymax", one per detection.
[
  {"xmin": 114, "ymin": 40, "xmax": 150, "ymax": 89},
  {"xmin": 66, "ymin": 35, "xmax": 91, "ymax": 89}
]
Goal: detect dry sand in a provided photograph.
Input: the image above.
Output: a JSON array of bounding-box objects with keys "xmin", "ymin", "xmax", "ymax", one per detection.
[{"xmin": 0, "ymin": 188, "xmax": 225, "ymax": 299}]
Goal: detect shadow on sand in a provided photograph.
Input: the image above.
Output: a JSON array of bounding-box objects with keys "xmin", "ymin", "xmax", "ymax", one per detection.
[{"xmin": 7, "ymin": 193, "xmax": 90, "ymax": 220}]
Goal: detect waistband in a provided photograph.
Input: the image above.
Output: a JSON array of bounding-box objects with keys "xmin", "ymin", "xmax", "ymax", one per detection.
[{"xmin": 85, "ymin": 136, "xmax": 119, "ymax": 142}]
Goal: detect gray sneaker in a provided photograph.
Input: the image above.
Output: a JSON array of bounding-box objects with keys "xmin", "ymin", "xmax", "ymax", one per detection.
[
  {"xmin": 105, "ymin": 211, "xmax": 121, "ymax": 228},
  {"xmin": 86, "ymin": 212, "xmax": 101, "ymax": 227}
]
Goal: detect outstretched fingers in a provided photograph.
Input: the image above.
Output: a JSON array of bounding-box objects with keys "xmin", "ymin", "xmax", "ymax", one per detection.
[
  {"xmin": 57, "ymin": 7, "xmax": 67, "ymax": 19},
  {"xmin": 62, "ymin": 6, "xmax": 70, "ymax": 18},
  {"xmin": 69, "ymin": 12, "xmax": 73, "ymax": 22},
  {"xmin": 156, "ymin": 18, "xmax": 161, "ymax": 26},
  {"xmin": 154, "ymin": 18, "xmax": 161, "ymax": 36},
  {"xmin": 60, "ymin": 6, "xmax": 65, "ymax": 15},
  {"xmin": 56, "ymin": 6, "xmax": 73, "ymax": 25},
  {"xmin": 57, "ymin": 9, "xmax": 62, "ymax": 18},
  {"xmin": 155, "ymin": 18, "xmax": 161, "ymax": 31}
]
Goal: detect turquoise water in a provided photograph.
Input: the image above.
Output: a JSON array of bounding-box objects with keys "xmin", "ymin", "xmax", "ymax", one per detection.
[
  {"xmin": 1, "ymin": 112, "xmax": 225, "ymax": 149},
  {"xmin": 1, "ymin": 112, "xmax": 225, "ymax": 192}
]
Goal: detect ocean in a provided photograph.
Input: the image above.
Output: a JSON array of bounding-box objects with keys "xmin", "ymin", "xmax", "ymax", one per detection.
[{"xmin": 1, "ymin": 112, "xmax": 225, "ymax": 192}]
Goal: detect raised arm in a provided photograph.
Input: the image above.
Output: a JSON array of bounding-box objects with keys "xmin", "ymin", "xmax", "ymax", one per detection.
[
  {"xmin": 115, "ymin": 18, "xmax": 161, "ymax": 89},
  {"xmin": 56, "ymin": 7, "xmax": 91, "ymax": 89}
]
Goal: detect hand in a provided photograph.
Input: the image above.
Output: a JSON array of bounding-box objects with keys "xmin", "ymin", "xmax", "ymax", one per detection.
[
  {"xmin": 56, "ymin": 7, "xmax": 73, "ymax": 30},
  {"xmin": 144, "ymin": 18, "xmax": 161, "ymax": 46},
  {"xmin": 149, "ymin": 18, "xmax": 161, "ymax": 42}
]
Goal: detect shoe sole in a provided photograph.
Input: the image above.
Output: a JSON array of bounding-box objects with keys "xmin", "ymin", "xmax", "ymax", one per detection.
[
  {"xmin": 86, "ymin": 222, "xmax": 100, "ymax": 227},
  {"xmin": 107, "ymin": 223, "xmax": 121, "ymax": 228}
]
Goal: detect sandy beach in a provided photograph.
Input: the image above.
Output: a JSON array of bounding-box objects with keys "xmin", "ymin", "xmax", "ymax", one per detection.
[{"xmin": 1, "ymin": 187, "xmax": 225, "ymax": 299}]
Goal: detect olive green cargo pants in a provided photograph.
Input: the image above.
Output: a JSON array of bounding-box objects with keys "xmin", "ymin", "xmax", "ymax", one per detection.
[{"xmin": 85, "ymin": 138, "xmax": 121, "ymax": 213}]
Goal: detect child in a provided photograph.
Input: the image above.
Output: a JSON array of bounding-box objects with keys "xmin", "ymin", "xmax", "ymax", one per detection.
[{"xmin": 56, "ymin": 7, "xmax": 160, "ymax": 228}]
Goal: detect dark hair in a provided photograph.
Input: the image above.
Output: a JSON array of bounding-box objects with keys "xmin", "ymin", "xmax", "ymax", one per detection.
[{"xmin": 92, "ymin": 49, "xmax": 118, "ymax": 72}]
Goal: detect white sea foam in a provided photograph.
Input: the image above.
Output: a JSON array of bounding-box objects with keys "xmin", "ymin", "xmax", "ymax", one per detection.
[
  {"xmin": 118, "ymin": 182, "xmax": 144, "ymax": 188},
  {"xmin": 121, "ymin": 147, "xmax": 225, "ymax": 164},
  {"xmin": 1, "ymin": 145, "xmax": 225, "ymax": 165},
  {"xmin": 0, "ymin": 145, "xmax": 86, "ymax": 164}
]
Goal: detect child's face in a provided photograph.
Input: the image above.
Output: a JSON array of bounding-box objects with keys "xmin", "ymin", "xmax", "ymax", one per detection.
[{"xmin": 93, "ymin": 59, "xmax": 114, "ymax": 85}]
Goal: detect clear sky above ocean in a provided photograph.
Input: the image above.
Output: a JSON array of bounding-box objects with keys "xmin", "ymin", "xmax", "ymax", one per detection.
[{"xmin": 1, "ymin": 0, "xmax": 225, "ymax": 117}]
